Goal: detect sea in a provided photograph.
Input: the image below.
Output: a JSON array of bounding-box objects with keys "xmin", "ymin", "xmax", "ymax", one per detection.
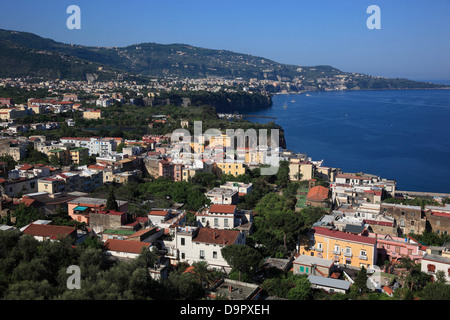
[{"xmin": 242, "ymin": 87, "xmax": 450, "ymax": 194}]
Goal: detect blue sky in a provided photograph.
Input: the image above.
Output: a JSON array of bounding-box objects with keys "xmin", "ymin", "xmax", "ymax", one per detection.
[{"xmin": 1, "ymin": 0, "xmax": 449, "ymax": 81}]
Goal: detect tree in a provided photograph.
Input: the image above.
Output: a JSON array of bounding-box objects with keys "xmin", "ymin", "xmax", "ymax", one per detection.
[
  {"xmin": 353, "ymin": 266, "xmax": 369, "ymax": 294},
  {"xmin": 421, "ymin": 282, "xmax": 450, "ymax": 300},
  {"xmin": 287, "ymin": 276, "xmax": 312, "ymax": 300},
  {"xmin": 221, "ymin": 245, "xmax": 262, "ymax": 281},
  {"xmin": 105, "ymin": 188, "xmax": 118, "ymax": 211},
  {"xmin": 11, "ymin": 202, "xmax": 41, "ymax": 228}
]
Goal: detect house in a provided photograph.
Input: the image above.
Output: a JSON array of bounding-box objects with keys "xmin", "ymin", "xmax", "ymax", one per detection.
[
  {"xmin": 205, "ymin": 187, "xmax": 239, "ymax": 205},
  {"xmin": 307, "ymin": 274, "xmax": 351, "ymax": 294},
  {"xmin": 104, "ymin": 239, "xmax": 152, "ymax": 259},
  {"xmin": 67, "ymin": 196, "xmax": 128, "ymax": 224},
  {"xmin": 220, "ymin": 181, "xmax": 253, "ymax": 196},
  {"xmin": 306, "ymin": 186, "xmax": 331, "ymax": 208},
  {"xmin": 207, "ymin": 279, "xmax": 262, "ymax": 300},
  {"xmin": 293, "ymin": 255, "xmax": 335, "ymax": 277},
  {"xmin": 22, "ymin": 223, "xmax": 77, "ymax": 242},
  {"xmin": 420, "ymin": 245, "xmax": 450, "ymax": 283},
  {"xmin": 374, "ymin": 233, "xmax": 426, "ymax": 264},
  {"xmin": 196, "ymin": 204, "xmax": 238, "ymax": 229},
  {"xmin": 299, "ymin": 226, "xmax": 377, "ymax": 271},
  {"xmin": 148, "ymin": 209, "xmax": 172, "ymax": 227},
  {"xmin": 164, "ymin": 226, "xmax": 245, "ymax": 272},
  {"xmin": 83, "ymin": 109, "xmax": 102, "ymax": 120}
]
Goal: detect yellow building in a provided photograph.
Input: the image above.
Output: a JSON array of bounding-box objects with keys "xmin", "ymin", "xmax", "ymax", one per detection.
[
  {"xmin": 69, "ymin": 147, "xmax": 89, "ymax": 164},
  {"xmin": 216, "ymin": 161, "xmax": 246, "ymax": 177},
  {"xmin": 299, "ymin": 227, "xmax": 377, "ymax": 270},
  {"xmin": 208, "ymin": 134, "xmax": 232, "ymax": 148},
  {"xmin": 289, "ymin": 159, "xmax": 315, "ymax": 181},
  {"xmin": 47, "ymin": 149, "xmax": 71, "ymax": 165},
  {"xmin": 0, "ymin": 108, "xmax": 27, "ymax": 121},
  {"xmin": 83, "ymin": 109, "xmax": 102, "ymax": 120}
]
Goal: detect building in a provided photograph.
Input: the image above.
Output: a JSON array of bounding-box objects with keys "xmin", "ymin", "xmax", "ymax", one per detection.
[
  {"xmin": 374, "ymin": 233, "xmax": 426, "ymax": 264},
  {"xmin": 424, "ymin": 204, "xmax": 450, "ymax": 235},
  {"xmin": 293, "ymin": 255, "xmax": 335, "ymax": 277},
  {"xmin": 196, "ymin": 204, "xmax": 238, "ymax": 229},
  {"xmin": 148, "ymin": 209, "xmax": 172, "ymax": 227},
  {"xmin": 289, "ymin": 158, "xmax": 315, "ymax": 181},
  {"xmin": 299, "ymin": 226, "xmax": 377, "ymax": 271},
  {"xmin": 220, "ymin": 181, "xmax": 253, "ymax": 196},
  {"xmin": 420, "ymin": 245, "xmax": 450, "ymax": 283},
  {"xmin": 207, "ymin": 279, "xmax": 262, "ymax": 300},
  {"xmin": 104, "ymin": 239, "xmax": 152, "ymax": 259},
  {"xmin": 164, "ymin": 226, "xmax": 246, "ymax": 272},
  {"xmin": 83, "ymin": 109, "xmax": 102, "ymax": 120},
  {"xmin": 0, "ymin": 108, "xmax": 27, "ymax": 121},
  {"xmin": 307, "ymin": 275, "xmax": 352, "ymax": 294},
  {"xmin": 205, "ymin": 187, "xmax": 239, "ymax": 205},
  {"xmin": 47, "ymin": 149, "xmax": 71, "ymax": 165},
  {"xmin": 380, "ymin": 203, "xmax": 427, "ymax": 235},
  {"xmin": 67, "ymin": 196, "xmax": 128, "ymax": 224},
  {"xmin": 22, "ymin": 223, "xmax": 77, "ymax": 242},
  {"xmin": 216, "ymin": 161, "xmax": 246, "ymax": 177},
  {"xmin": 306, "ymin": 186, "xmax": 331, "ymax": 208},
  {"xmin": 60, "ymin": 137, "xmax": 117, "ymax": 156},
  {"xmin": 70, "ymin": 147, "xmax": 89, "ymax": 164}
]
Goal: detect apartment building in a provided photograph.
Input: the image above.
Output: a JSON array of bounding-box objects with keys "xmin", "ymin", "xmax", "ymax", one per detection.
[
  {"xmin": 60, "ymin": 137, "xmax": 117, "ymax": 156},
  {"xmin": 299, "ymin": 226, "xmax": 377, "ymax": 271}
]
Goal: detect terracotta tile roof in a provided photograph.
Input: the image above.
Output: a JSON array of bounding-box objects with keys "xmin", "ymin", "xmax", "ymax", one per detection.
[
  {"xmin": 149, "ymin": 210, "xmax": 170, "ymax": 216},
  {"xmin": 193, "ymin": 228, "xmax": 240, "ymax": 245},
  {"xmin": 307, "ymin": 186, "xmax": 329, "ymax": 201},
  {"xmin": 313, "ymin": 227, "xmax": 377, "ymax": 245},
  {"xmin": 209, "ymin": 204, "xmax": 236, "ymax": 214},
  {"xmin": 104, "ymin": 239, "xmax": 150, "ymax": 254},
  {"xmin": 23, "ymin": 224, "xmax": 76, "ymax": 239}
]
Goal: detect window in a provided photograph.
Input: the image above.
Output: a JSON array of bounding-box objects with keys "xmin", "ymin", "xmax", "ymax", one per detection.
[
  {"xmin": 224, "ymin": 219, "xmax": 229, "ymax": 228},
  {"xmin": 181, "ymin": 252, "xmax": 185, "ymax": 259},
  {"xmin": 345, "ymin": 247, "xmax": 352, "ymax": 257},
  {"xmin": 427, "ymin": 264, "xmax": 436, "ymax": 273},
  {"xmin": 317, "ymin": 242, "xmax": 323, "ymax": 252},
  {"xmin": 214, "ymin": 218, "xmax": 219, "ymax": 227},
  {"xmin": 333, "ymin": 245, "xmax": 340, "ymax": 254},
  {"xmin": 200, "ymin": 250, "xmax": 205, "ymax": 259},
  {"xmin": 213, "ymin": 251, "xmax": 217, "ymax": 259},
  {"xmin": 181, "ymin": 238, "xmax": 185, "ymax": 246}
]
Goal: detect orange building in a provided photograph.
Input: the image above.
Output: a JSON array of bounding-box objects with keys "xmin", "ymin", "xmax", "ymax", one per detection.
[{"xmin": 299, "ymin": 227, "xmax": 377, "ymax": 270}]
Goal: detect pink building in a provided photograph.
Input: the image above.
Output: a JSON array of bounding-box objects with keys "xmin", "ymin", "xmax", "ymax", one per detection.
[
  {"xmin": 372, "ymin": 233, "xmax": 426, "ymax": 264},
  {"xmin": 67, "ymin": 196, "xmax": 128, "ymax": 224}
]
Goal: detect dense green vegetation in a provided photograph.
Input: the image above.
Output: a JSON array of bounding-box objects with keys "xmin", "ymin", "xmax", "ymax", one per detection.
[{"xmin": 0, "ymin": 229, "xmax": 225, "ymax": 300}]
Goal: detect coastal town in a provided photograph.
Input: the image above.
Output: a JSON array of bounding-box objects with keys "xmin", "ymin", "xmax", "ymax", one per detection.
[{"xmin": 0, "ymin": 75, "xmax": 449, "ymax": 302}]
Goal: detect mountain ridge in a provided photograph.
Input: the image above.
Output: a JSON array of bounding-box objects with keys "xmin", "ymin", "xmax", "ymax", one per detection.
[{"xmin": 0, "ymin": 28, "xmax": 447, "ymax": 90}]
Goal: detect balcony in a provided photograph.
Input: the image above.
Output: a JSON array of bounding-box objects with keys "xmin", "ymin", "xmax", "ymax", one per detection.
[
  {"xmin": 359, "ymin": 255, "xmax": 368, "ymax": 260},
  {"xmin": 332, "ymin": 250, "xmax": 341, "ymax": 255},
  {"xmin": 344, "ymin": 252, "xmax": 352, "ymax": 258}
]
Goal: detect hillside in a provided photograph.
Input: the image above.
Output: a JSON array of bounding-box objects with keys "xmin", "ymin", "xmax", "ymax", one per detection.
[{"xmin": 0, "ymin": 28, "xmax": 447, "ymax": 90}]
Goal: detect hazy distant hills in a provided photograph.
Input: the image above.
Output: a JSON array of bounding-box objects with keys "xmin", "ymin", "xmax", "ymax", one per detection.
[{"xmin": 0, "ymin": 28, "xmax": 446, "ymax": 90}]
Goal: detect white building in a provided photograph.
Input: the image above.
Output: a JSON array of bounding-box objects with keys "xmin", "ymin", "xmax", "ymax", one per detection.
[
  {"xmin": 421, "ymin": 245, "xmax": 450, "ymax": 283},
  {"xmin": 196, "ymin": 204, "xmax": 238, "ymax": 229},
  {"xmin": 60, "ymin": 137, "xmax": 117, "ymax": 156},
  {"xmin": 205, "ymin": 187, "xmax": 239, "ymax": 205},
  {"xmin": 164, "ymin": 226, "xmax": 245, "ymax": 272}
]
